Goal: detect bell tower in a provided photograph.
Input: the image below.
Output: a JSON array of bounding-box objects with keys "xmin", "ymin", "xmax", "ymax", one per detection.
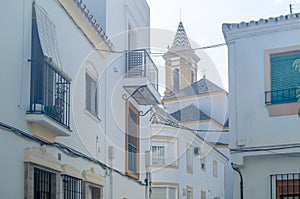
[{"xmin": 163, "ymin": 21, "xmax": 200, "ymax": 95}]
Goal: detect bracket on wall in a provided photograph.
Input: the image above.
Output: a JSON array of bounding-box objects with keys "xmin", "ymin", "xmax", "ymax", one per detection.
[
  {"xmin": 139, "ymin": 105, "xmax": 154, "ymax": 117},
  {"xmin": 122, "ymin": 85, "xmax": 145, "ymax": 101}
]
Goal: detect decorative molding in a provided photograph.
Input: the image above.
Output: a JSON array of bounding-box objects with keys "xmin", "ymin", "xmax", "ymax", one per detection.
[
  {"xmin": 61, "ymin": 164, "xmax": 82, "ymax": 179},
  {"xmin": 24, "ymin": 146, "xmax": 62, "ymax": 172},
  {"xmin": 57, "ymin": 0, "xmax": 112, "ymax": 57},
  {"xmin": 223, "ymin": 13, "xmax": 300, "ymax": 32},
  {"xmin": 82, "ymin": 168, "xmax": 104, "ymax": 186}
]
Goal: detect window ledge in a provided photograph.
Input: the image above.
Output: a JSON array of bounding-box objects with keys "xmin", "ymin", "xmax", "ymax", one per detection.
[
  {"xmin": 266, "ymin": 102, "xmax": 300, "ymax": 117},
  {"xmin": 151, "ymin": 165, "xmax": 179, "ymax": 169},
  {"xmin": 26, "ymin": 113, "xmax": 71, "ymax": 142},
  {"xmin": 85, "ymin": 110, "xmax": 101, "ymax": 122}
]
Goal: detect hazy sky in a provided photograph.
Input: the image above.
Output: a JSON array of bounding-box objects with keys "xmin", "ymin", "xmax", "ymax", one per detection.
[{"xmin": 147, "ymin": 0, "xmax": 299, "ymax": 90}]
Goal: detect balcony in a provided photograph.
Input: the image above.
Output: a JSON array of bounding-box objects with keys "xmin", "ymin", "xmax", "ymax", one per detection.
[
  {"xmin": 126, "ymin": 49, "xmax": 158, "ymax": 89},
  {"xmin": 123, "ymin": 50, "xmax": 161, "ymax": 105},
  {"xmin": 265, "ymin": 88, "xmax": 298, "ymax": 105},
  {"xmin": 26, "ymin": 59, "xmax": 71, "ymax": 142}
]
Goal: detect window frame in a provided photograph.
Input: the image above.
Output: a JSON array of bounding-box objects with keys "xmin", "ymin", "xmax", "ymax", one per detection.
[
  {"xmin": 24, "ymin": 163, "xmax": 60, "ymax": 199},
  {"xmin": 186, "ymin": 144, "xmax": 193, "ymax": 174},
  {"xmin": 151, "ymin": 183, "xmax": 179, "ymax": 199},
  {"xmin": 173, "ymin": 68, "xmax": 180, "ymax": 92},
  {"xmin": 85, "ymin": 71, "xmax": 98, "ymax": 118},
  {"xmin": 125, "ymin": 101, "xmax": 140, "ymax": 179},
  {"xmin": 62, "ymin": 174, "xmax": 83, "ymax": 199},
  {"xmin": 83, "ymin": 182, "xmax": 103, "ymax": 199},
  {"xmin": 186, "ymin": 186, "xmax": 193, "ymax": 199},
  {"xmin": 265, "ymin": 45, "xmax": 300, "ymax": 117},
  {"xmin": 151, "ymin": 136, "xmax": 179, "ymax": 168},
  {"xmin": 200, "ymin": 190, "xmax": 207, "ymax": 199},
  {"xmin": 213, "ymin": 159, "xmax": 218, "ymax": 178}
]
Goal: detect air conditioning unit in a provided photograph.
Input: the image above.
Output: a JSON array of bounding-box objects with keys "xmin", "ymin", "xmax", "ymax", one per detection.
[{"xmin": 194, "ymin": 147, "xmax": 201, "ymax": 156}]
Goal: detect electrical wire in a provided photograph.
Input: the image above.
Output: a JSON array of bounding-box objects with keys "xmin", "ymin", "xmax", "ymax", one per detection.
[
  {"xmin": 94, "ymin": 42, "xmax": 228, "ymax": 55},
  {"xmin": 0, "ymin": 121, "xmax": 145, "ymax": 186}
]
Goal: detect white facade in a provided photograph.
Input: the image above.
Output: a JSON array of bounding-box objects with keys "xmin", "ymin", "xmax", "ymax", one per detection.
[
  {"xmin": 223, "ymin": 13, "xmax": 300, "ymax": 199},
  {"xmin": 151, "ymin": 123, "xmax": 228, "ymax": 199},
  {"xmin": 0, "ymin": 0, "xmax": 158, "ymax": 198}
]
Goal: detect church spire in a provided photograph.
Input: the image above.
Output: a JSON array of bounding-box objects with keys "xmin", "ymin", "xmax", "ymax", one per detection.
[{"xmin": 171, "ymin": 21, "xmax": 191, "ymax": 48}]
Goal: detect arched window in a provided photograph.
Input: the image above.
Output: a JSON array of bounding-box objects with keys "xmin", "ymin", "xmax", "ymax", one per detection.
[{"xmin": 173, "ymin": 68, "xmax": 179, "ymax": 92}]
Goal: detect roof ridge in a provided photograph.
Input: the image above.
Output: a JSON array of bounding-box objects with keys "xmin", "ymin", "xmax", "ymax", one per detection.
[{"xmin": 163, "ymin": 77, "xmax": 225, "ymax": 100}]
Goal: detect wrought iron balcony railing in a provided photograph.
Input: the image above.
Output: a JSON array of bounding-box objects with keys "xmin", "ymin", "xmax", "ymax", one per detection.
[
  {"xmin": 265, "ymin": 88, "xmax": 298, "ymax": 105},
  {"xmin": 28, "ymin": 59, "xmax": 71, "ymax": 129},
  {"xmin": 126, "ymin": 49, "xmax": 158, "ymax": 90}
]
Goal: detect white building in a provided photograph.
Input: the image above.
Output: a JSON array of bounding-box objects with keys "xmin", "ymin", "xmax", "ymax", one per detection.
[
  {"xmin": 223, "ymin": 12, "xmax": 300, "ymax": 199},
  {"xmin": 0, "ymin": 0, "xmax": 159, "ymax": 198},
  {"xmin": 150, "ymin": 105, "xmax": 228, "ymax": 199}
]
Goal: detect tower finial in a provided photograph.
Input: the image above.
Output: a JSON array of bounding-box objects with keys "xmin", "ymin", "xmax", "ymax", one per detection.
[{"xmin": 180, "ymin": 7, "xmax": 182, "ymax": 21}]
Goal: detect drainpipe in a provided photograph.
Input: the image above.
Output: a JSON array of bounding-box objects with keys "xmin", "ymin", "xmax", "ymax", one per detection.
[{"xmin": 232, "ymin": 163, "xmax": 243, "ymax": 199}]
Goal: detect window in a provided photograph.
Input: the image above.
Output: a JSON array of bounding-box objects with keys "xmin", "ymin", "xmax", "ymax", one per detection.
[
  {"xmin": 173, "ymin": 68, "xmax": 179, "ymax": 92},
  {"xmin": 86, "ymin": 72, "xmax": 98, "ymax": 117},
  {"xmin": 62, "ymin": 175, "xmax": 83, "ymax": 199},
  {"xmin": 126, "ymin": 102, "xmax": 139, "ymax": 178},
  {"xmin": 265, "ymin": 49, "xmax": 300, "ymax": 104},
  {"xmin": 152, "ymin": 145, "xmax": 165, "ymax": 165},
  {"xmin": 200, "ymin": 157, "xmax": 206, "ymax": 171},
  {"xmin": 89, "ymin": 186, "xmax": 102, "ymax": 199},
  {"xmin": 213, "ymin": 160, "xmax": 218, "ymax": 177},
  {"xmin": 186, "ymin": 186, "xmax": 193, "ymax": 199},
  {"xmin": 34, "ymin": 168, "xmax": 56, "ymax": 199},
  {"xmin": 191, "ymin": 70, "xmax": 195, "ymax": 83},
  {"xmin": 270, "ymin": 173, "xmax": 300, "ymax": 199},
  {"xmin": 186, "ymin": 144, "xmax": 193, "ymax": 173},
  {"xmin": 151, "ymin": 137, "xmax": 178, "ymax": 167},
  {"xmin": 151, "ymin": 185, "xmax": 178, "ymax": 199},
  {"xmin": 29, "ymin": 4, "xmax": 71, "ymax": 128},
  {"xmin": 201, "ymin": 190, "xmax": 206, "ymax": 199}
]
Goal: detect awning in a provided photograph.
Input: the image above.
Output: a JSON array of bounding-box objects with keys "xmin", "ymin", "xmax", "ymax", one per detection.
[
  {"xmin": 123, "ymin": 85, "xmax": 160, "ymax": 105},
  {"xmin": 34, "ymin": 2, "xmax": 61, "ymax": 66}
]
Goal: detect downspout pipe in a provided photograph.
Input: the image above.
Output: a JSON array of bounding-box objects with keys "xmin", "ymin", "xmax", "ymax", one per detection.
[{"xmin": 232, "ymin": 164, "xmax": 243, "ymax": 199}]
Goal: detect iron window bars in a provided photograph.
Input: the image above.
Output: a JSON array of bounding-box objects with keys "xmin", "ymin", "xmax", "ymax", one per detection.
[
  {"xmin": 270, "ymin": 173, "xmax": 300, "ymax": 199},
  {"xmin": 62, "ymin": 175, "xmax": 83, "ymax": 199},
  {"xmin": 34, "ymin": 168, "xmax": 54, "ymax": 199}
]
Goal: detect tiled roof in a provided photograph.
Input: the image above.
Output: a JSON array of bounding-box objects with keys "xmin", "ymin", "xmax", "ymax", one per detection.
[
  {"xmin": 73, "ymin": 0, "xmax": 113, "ymax": 49},
  {"xmin": 171, "ymin": 21, "xmax": 191, "ymax": 48},
  {"xmin": 222, "ymin": 13, "xmax": 300, "ymax": 32},
  {"xmin": 151, "ymin": 105, "xmax": 183, "ymax": 128},
  {"xmin": 171, "ymin": 104, "xmax": 211, "ymax": 122},
  {"xmin": 163, "ymin": 77, "xmax": 225, "ymax": 100}
]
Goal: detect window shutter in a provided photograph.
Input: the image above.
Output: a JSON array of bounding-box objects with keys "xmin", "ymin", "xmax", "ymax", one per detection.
[
  {"xmin": 151, "ymin": 187, "xmax": 167, "ymax": 199},
  {"xmin": 271, "ymin": 54, "xmax": 300, "ymax": 91}
]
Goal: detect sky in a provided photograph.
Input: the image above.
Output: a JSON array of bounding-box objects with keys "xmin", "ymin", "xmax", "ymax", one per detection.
[{"xmin": 147, "ymin": 0, "xmax": 300, "ymax": 90}]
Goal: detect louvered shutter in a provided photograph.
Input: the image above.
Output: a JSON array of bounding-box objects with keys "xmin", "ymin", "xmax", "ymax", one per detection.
[{"xmin": 271, "ymin": 54, "xmax": 300, "ymax": 103}]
